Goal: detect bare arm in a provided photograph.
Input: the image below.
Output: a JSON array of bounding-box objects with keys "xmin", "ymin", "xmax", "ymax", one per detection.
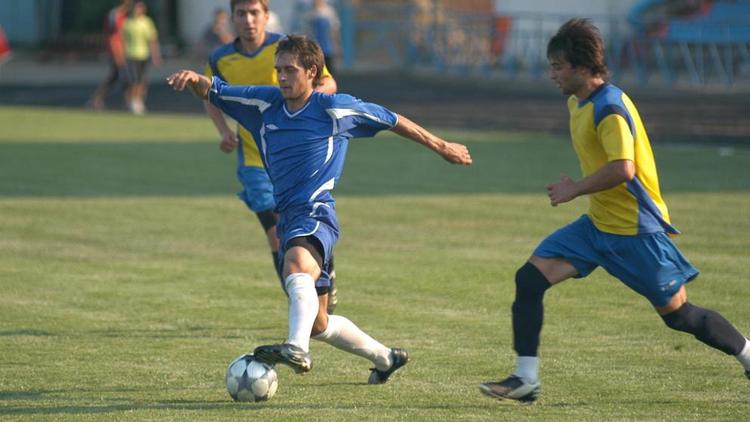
[
  {"xmin": 547, "ymin": 159, "xmax": 635, "ymax": 206},
  {"xmin": 149, "ymin": 37, "xmax": 162, "ymax": 66},
  {"xmin": 315, "ymin": 74, "xmax": 337, "ymax": 95},
  {"xmin": 389, "ymin": 114, "xmax": 472, "ymax": 165},
  {"xmin": 166, "ymin": 70, "xmax": 211, "ymax": 99},
  {"xmin": 203, "ymin": 100, "xmax": 239, "ymax": 153}
]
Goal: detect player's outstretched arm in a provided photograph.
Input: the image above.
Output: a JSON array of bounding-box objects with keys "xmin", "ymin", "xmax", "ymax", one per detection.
[
  {"xmin": 166, "ymin": 70, "xmax": 211, "ymax": 99},
  {"xmin": 390, "ymin": 114, "xmax": 472, "ymax": 165}
]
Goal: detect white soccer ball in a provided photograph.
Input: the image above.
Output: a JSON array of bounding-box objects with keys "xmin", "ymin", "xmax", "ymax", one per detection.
[{"xmin": 225, "ymin": 354, "xmax": 279, "ymax": 402}]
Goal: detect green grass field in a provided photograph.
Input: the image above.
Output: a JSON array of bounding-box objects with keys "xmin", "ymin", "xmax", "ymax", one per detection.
[{"xmin": 1, "ymin": 106, "xmax": 749, "ymax": 421}]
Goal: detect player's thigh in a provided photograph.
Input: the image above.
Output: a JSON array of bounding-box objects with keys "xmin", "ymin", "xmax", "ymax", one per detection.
[
  {"xmin": 597, "ymin": 232, "xmax": 699, "ymax": 307},
  {"xmin": 528, "ymin": 256, "xmax": 578, "ymax": 285},
  {"xmin": 283, "ymin": 239, "xmax": 322, "ymax": 280},
  {"xmin": 532, "ymin": 215, "xmax": 600, "ymax": 283}
]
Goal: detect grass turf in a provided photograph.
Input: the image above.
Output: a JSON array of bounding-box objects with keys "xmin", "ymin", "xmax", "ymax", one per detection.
[{"xmin": 1, "ymin": 106, "xmax": 749, "ymax": 420}]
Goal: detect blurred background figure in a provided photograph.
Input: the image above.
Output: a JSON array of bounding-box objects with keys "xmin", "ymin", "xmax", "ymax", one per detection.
[
  {"xmin": 196, "ymin": 8, "xmax": 234, "ymax": 61},
  {"xmin": 0, "ymin": 24, "xmax": 11, "ymax": 65},
  {"xmin": 305, "ymin": 0, "xmax": 340, "ymax": 75},
  {"xmin": 267, "ymin": 9, "xmax": 284, "ymax": 33},
  {"xmin": 86, "ymin": 0, "xmax": 132, "ymax": 110},
  {"xmin": 122, "ymin": 1, "xmax": 162, "ymax": 115}
]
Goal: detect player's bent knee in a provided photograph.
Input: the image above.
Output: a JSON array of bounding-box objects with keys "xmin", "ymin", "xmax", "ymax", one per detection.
[{"xmin": 515, "ymin": 262, "xmax": 551, "ymax": 302}]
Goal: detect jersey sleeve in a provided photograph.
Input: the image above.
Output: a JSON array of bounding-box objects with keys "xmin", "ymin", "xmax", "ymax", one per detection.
[
  {"xmin": 597, "ymin": 110, "xmax": 635, "ymax": 162},
  {"xmin": 320, "ymin": 64, "xmax": 332, "ymax": 79},
  {"xmin": 208, "ymin": 77, "xmax": 279, "ymax": 127},
  {"xmin": 326, "ymin": 94, "xmax": 398, "ymax": 139}
]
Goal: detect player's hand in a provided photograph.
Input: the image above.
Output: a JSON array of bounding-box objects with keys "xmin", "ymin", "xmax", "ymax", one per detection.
[
  {"xmin": 219, "ymin": 131, "xmax": 239, "ymax": 153},
  {"xmin": 440, "ymin": 142, "xmax": 472, "ymax": 165},
  {"xmin": 166, "ymin": 70, "xmax": 207, "ymax": 97},
  {"xmin": 547, "ymin": 174, "xmax": 578, "ymax": 206}
]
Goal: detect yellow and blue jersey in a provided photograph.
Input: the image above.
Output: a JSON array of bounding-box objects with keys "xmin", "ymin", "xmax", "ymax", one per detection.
[
  {"xmin": 568, "ymin": 83, "xmax": 677, "ymax": 236},
  {"xmin": 204, "ymin": 32, "xmax": 332, "ymax": 168}
]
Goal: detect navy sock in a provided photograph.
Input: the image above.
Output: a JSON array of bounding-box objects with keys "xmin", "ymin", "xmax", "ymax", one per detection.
[
  {"xmin": 512, "ymin": 262, "xmax": 551, "ymax": 357},
  {"xmin": 662, "ymin": 302, "xmax": 746, "ymax": 355}
]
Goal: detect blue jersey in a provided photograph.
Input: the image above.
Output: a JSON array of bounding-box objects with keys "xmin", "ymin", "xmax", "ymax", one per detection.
[{"xmin": 208, "ymin": 76, "xmax": 398, "ymax": 213}]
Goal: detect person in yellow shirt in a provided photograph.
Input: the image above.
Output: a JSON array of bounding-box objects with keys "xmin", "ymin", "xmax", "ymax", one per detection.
[
  {"xmin": 480, "ymin": 18, "xmax": 750, "ymax": 403},
  {"xmin": 122, "ymin": 1, "xmax": 162, "ymax": 114}
]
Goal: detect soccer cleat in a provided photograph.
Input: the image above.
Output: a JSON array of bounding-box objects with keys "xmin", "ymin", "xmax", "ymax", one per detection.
[
  {"xmin": 327, "ymin": 277, "xmax": 338, "ymax": 314},
  {"xmin": 368, "ymin": 348, "xmax": 409, "ymax": 384},
  {"xmin": 480, "ymin": 375, "xmax": 541, "ymax": 403},
  {"xmin": 745, "ymin": 369, "xmax": 749, "ymax": 380},
  {"xmin": 253, "ymin": 343, "xmax": 312, "ymax": 374}
]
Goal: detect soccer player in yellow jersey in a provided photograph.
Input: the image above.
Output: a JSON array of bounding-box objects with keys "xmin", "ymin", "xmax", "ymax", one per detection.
[
  {"xmin": 203, "ymin": 0, "xmax": 339, "ymax": 311},
  {"xmin": 480, "ymin": 19, "xmax": 750, "ymax": 403}
]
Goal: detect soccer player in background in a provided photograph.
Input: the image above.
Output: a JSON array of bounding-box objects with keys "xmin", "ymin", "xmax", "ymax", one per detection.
[
  {"xmin": 168, "ymin": 34, "xmax": 472, "ymax": 383},
  {"xmin": 480, "ymin": 18, "xmax": 750, "ymax": 403},
  {"xmin": 122, "ymin": 1, "xmax": 162, "ymax": 115},
  {"xmin": 87, "ymin": 0, "xmax": 132, "ymax": 110},
  {"xmin": 204, "ymin": 0, "xmax": 341, "ymax": 312}
]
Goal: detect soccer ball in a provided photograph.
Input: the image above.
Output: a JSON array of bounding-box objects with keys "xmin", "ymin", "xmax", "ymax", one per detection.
[{"xmin": 225, "ymin": 354, "xmax": 279, "ymax": 402}]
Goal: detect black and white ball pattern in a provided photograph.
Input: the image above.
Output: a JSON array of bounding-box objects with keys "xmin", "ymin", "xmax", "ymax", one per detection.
[{"xmin": 225, "ymin": 354, "xmax": 279, "ymax": 402}]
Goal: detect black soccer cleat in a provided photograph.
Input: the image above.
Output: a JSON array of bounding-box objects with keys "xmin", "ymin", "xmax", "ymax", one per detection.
[
  {"xmin": 327, "ymin": 276, "xmax": 338, "ymax": 315},
  {"xmin": 480, "ymin": 375, "xmax": 541, "ymax": 403},
  {"xmin": 368, "ymin": 348, "xmax": 409, "ymax": 384},
  {"xmin": 253, "ymin": 343, "xmax": 312, "ymax": 374},
  {"xmin": 745, "ymin": 369, "xmax": 750, "ymax": 381}
]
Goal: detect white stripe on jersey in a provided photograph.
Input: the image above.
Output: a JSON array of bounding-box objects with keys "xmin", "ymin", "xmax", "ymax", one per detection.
[
  {"xmin": 325, "ymin": 136, "xmax": 333, "ymax": 164},
  {"xmin": 325, "ymin": 108, "xmax": 396, "ymax": 134},
  {"xmin": 309, "ymin": 177, "xmax": 335, "ymax": 203},
  {"xmin": 218, "ymin": 96, "xmax": 272, "ymax": 113},
  {"xmin": 259, "ymin": 125, "xmax": 267, "ymax": 161}
]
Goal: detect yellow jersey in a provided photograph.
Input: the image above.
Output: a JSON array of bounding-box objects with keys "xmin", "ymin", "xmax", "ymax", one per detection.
[{"xmin": 567, "ymin": 83, "xmax": 678, "ymax": 236}]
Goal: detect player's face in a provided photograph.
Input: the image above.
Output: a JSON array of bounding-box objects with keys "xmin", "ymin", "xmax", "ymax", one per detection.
[
  {"xmin": 548, "ymin": 55, "xmax": 585, "ymax": 96},
  {"xmin": 232, "ymin": 1, "xmax": 268, "ymax": 42},
  {"xmin": 275, "ymin": 52, "xmax": 316, "ymax": 102}
]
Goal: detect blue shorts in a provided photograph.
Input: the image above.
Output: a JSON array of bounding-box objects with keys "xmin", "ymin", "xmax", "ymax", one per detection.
[
  {"xmin": 277, "ymin": 203, "xmax": 339, "ymax": 291},
  {"xmin": 534, "ymin": 215, "xmax": 699, "ymax": 307},
  {"xmin": 236, "ymin": 166, "xmax": 276, "ymax": 213}
]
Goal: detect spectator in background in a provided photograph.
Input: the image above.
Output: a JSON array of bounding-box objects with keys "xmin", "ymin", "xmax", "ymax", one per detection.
[
  {"xmin": 87, "ymin": 0, "xmax": 133, "ymax": 110},
  {"xmin": 198, "ymin": 8, "xmax": 235, "ymax": 59},
  {"xmin": 122, "ymin": 1, "xmax": 162, "ymax": 115},
  {"xmin": 305, "ymin": 0, "xmax": 340, "ymax": 75}
]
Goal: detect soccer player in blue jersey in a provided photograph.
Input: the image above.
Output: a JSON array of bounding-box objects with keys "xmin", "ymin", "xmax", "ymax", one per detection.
[
  {"xmin": 204, "ymin": 0, "xmax": 340, "ymax": 312},
  {"xmin": 168, "ymin": 34, "xmax": 472, "ymax": 383},
  {"xmin": 480, "ymin": 19, "xmax": 750, "ymax": 403}
]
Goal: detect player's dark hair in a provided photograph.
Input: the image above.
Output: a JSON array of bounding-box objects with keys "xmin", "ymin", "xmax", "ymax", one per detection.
[
  {"xmin": 547, "ymin": 18, "xmax": 608, "ymax": 77},
  {"xmin": 276, "ymin": 34, "xmax": 324, "ymax": 86},
  {"xmin": 231, "ymin": 0, "xmax": 269, "ymax": 13}
]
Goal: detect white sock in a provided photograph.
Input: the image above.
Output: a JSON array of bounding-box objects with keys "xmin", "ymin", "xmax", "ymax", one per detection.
[
  {"xmin": 312, "ymin": 314, "xmax": 392, "ymax": 371},
  {"xmin": 514, "ymin": 356, "xmax": 539, "ymax": 383},
  {"xmin": 736, "ymin": 338, "xmax": 750, "ymax": 371},
  {"xmin": 284, "ymin": 273, "xmax": 319, "ymax": 352}
]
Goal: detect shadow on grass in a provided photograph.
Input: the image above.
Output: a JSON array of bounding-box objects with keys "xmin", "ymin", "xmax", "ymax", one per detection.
[{"xmin": 1, "ymin": 140, "xmax": 747, "ymax": 198}]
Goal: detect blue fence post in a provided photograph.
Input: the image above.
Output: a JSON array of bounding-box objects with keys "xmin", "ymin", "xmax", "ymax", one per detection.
[{"xmin": 338, "ymin": 0, "xmax": 355, "ymax": 69}]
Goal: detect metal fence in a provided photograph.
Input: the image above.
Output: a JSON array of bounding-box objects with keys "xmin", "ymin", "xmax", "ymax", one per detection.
[{"xmin": 339, "ymin": 1, "xmax": 750, "ymax": 88}]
